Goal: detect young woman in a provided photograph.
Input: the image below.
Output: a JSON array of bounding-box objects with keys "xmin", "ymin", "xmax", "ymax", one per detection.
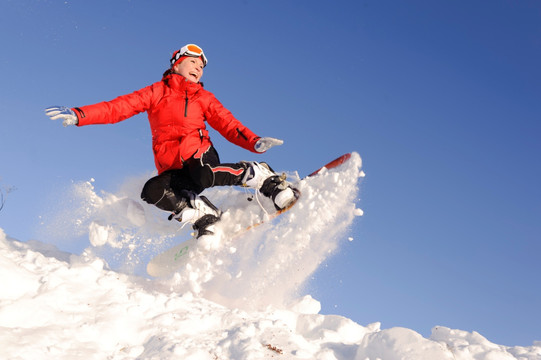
[{"xmin": 45, "ymin": 44, "xmax": 296, "ymax": 237}]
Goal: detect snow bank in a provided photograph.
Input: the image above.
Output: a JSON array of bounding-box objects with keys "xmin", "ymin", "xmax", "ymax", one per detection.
[
  {"xmin": 2, "ymin": 152, "xmax": 540, "ymax": 359},
  {"xmin": 2, "ymin": 228, "xmax": 540, "ymax": 359}
]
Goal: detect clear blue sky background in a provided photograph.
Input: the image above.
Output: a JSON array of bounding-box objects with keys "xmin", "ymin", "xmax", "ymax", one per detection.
[{"xmin": 1, "ymin": 0, "xmax": 540, "ymax": 347}]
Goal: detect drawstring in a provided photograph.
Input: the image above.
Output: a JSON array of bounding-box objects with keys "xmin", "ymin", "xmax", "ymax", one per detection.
[
  {"xmin": 244, "ymin": 187, "xmax": 270, "ymax": 217},
  {"xmin": 254, "ymin": 189, "xmax": 270, "ymax": 217}
]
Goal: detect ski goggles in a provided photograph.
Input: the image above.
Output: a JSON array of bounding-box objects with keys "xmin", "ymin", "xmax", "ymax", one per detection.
[{"xmin": 170, "ymin": 44, "xmax": 208, "ymax": 67}]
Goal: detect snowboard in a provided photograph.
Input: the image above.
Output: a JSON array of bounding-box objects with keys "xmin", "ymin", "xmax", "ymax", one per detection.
[{"xmin": 146, "ymin": 153, "xmax": 352, "ymax": 277}]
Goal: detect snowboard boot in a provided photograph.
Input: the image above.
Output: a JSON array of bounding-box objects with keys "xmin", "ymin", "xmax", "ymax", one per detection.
[
  {"xmin": 169, "ymin": 192, "xmax": 221, "ymax": 238},
  {"xmin": 242, "ymin": 162, "xmax": 298, "ymax": 210}
]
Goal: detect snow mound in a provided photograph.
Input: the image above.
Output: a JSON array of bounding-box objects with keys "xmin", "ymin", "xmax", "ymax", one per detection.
[
  {"xmin": 2, "ymin": 152, "xmax": 540, "ymax": 358},
  {"xmin": 2, "ymin": 228, "xmax": 540, "ymax": 359}
]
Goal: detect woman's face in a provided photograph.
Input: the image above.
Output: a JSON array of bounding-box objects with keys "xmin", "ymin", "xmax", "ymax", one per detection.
[{"xmin": 173, "ymin": 56, "xmax": 204, "ymax": 83}]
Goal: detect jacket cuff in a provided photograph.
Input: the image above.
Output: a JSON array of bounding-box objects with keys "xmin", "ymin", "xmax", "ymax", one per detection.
[{"xmin": 72, "ymin": 107, "xmax": 85, "ymax": 126}]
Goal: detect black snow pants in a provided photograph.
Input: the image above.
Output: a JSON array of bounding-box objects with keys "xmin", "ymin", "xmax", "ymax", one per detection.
[{"xmin": 140, "ymin": 146, "xmax": 247, "ymax": 213}]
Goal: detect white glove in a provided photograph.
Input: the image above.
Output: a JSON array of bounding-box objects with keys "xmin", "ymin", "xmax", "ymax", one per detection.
[
  {"xmin": 45, "ymin": 106, "xmax": 78, "ymax": 127},
  {"xmin": 254, "ymin": 137, "xmax": 283, "ymax": 153}
]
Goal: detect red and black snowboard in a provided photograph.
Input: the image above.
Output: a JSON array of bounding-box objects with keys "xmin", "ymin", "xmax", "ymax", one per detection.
[{"xmin": 147, "ymin": 153, "xmax": 352, "ymax": 277}]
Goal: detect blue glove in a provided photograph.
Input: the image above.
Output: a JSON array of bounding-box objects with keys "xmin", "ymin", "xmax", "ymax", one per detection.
[
  {"xmin": 254, "ymin": 137, "xmax": 284, "ymax": 153},
  {"xmin": 45, "ymin": 106, "xmax": 78, "ymax": 127}
]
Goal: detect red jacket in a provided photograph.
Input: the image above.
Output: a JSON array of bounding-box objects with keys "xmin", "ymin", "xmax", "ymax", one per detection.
[{"xmin": 73, "ymin": 73, "xmax": 260, "ymax": 174}]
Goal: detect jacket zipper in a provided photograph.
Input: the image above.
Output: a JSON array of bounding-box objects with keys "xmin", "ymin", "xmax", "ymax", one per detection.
[
  {"xmin": 184, "ymin": 90, "xmax": 188, "ymax": 117},
  {"xmin": 236, "ymin": 128, "xmax": 248, "ymax": 140}
]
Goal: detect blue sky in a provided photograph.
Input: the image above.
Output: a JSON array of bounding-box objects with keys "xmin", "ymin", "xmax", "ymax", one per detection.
[{"xmin": 1, "ymin": 0, "xmax": 540, "ymax": 347}]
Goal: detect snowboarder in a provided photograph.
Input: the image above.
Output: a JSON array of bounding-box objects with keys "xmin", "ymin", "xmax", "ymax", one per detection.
[{"xmin": 45, "ymin": 43, "xmax": 296, "ymax": 237}]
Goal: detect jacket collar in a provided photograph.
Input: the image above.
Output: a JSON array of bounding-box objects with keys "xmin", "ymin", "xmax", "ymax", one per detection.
[{"xmin": 163, "ymin": 72, "xmax": 203, "ymax": 94}]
